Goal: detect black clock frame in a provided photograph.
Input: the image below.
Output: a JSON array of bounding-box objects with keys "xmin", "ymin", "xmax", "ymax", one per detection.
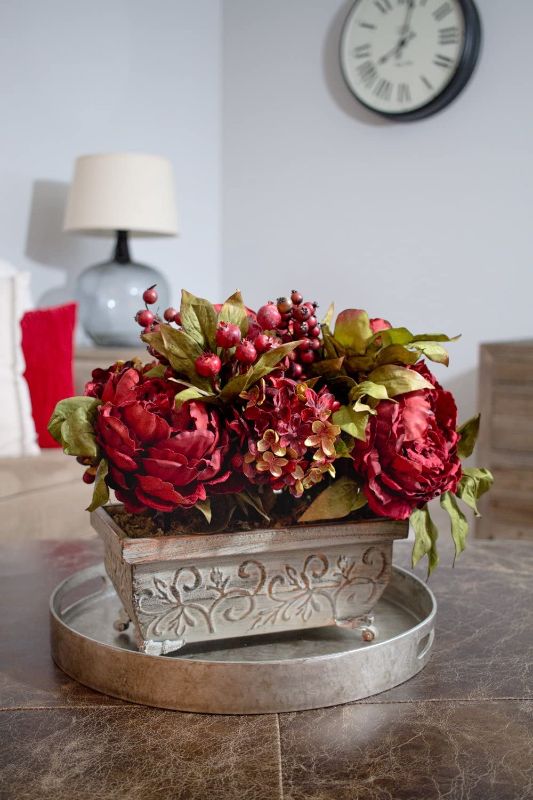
[{"xmin": 340, "ymin": 0, "xmax": 482, "ymax": 122}]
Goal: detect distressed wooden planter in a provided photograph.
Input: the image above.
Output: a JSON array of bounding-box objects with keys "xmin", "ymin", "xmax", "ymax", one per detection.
[{"xmin": 91, "ymin": 505, "xmax": 409, "ymax": 655}]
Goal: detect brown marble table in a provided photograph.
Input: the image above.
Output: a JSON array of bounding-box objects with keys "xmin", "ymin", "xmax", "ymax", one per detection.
[{"xmin": 0, "ymin": 535, "xmax": 531, "ymax": 800}]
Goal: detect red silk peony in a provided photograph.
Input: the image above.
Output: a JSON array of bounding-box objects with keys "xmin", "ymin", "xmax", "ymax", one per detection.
[
  {"xmin": 352, "ymin": 363, "xmax": 462, "ymax": 520},
  {"xmin": 87, "ymin": 364, "xmax": 234, "ymax": 513}
]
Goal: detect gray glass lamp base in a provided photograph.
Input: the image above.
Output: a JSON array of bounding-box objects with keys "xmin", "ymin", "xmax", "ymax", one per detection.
[{"xmin": 76, "ymin": 232, "xmax": 170, "ymax": 346}]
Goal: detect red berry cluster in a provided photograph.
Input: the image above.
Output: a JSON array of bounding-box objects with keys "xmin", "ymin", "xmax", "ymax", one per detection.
[
  {"xmin": 256, "ymin": 290, "xmax": 321, "ymax": 378},
  {"xmin": 134, "ymin": 285, "xmax": 181, "ymax": 333}
]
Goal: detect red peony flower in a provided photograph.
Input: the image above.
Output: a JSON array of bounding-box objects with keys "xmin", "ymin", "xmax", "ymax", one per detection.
[
  {"xmin": 352, "ymin": 363, "xmax": 461, "ymax": 520},
  {"xmin": 241, "ymin": 377, "xmax": 341, "ymax": 497},
  {"xmin": 87, "ymin": 364, "xmax": 235, "ymax": 513}
]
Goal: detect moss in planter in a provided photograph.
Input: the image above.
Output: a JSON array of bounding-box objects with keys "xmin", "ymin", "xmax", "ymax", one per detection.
[{"xmin": 106, "ymin": 488, "xmax": 374, "ymax": 539}]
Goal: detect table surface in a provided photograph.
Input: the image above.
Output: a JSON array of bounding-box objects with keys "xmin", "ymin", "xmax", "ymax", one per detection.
[{"xmin": 0, "ymin": 535, "xmax": 531, "ymax": 800}]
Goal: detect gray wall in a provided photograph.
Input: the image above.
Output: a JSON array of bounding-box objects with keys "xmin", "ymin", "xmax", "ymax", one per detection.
[
  {"xmin": 0, "ymin": 0, "xmax": 222, "ymax": 308},
  {"xmin": 222, "ymin": 0, "xmax": 533, "ymax": 419},
  {"xmin": 1, "ymin": 0, "xmax": 531, "ymax": 420}
]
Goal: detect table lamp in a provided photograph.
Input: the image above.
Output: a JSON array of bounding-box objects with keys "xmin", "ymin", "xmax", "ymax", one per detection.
[{"xmin": 64, "ymin": 153, "xmax": 178, "ymax": 346}]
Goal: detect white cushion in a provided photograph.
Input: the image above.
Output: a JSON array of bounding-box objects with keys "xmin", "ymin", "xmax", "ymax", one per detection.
[{"xmin": 0, "ymin": 261, "xmax": 38, "ymax": 456}]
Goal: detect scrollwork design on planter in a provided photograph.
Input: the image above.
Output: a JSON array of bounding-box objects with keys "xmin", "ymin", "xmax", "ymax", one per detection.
[
  {"xmin": 207, "ymin": 559, "xmax": 266, "ymax": 623},
  {"xmin": 135, "ymin": 546, "xmax": 389, "ymax": 639},
  {"xmin": 250, "ymin": 546, "xmax": 388, "ymax": 630},
  {"xmin": 137, "ymin": 566, "xmax": 212, "ymax": 639}
]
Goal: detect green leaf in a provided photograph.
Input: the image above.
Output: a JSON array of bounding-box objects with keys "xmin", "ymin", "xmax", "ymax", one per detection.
[
  {"xmin": 345, "ymin": 354, "xmax": 379, "ymax": 372},
  {"xmin": 86, "ymin": 459, "xmax": 109, "ymax": 512},
  {"xmin": 332, "ymin": 405, "xmax": 369, "ymax": 441},
  {"xmin": 334, "ymin": 435, "xmax": 355, "ymax": 459},
  {"xmin": 350, "ymin": 381, "xmax": 389, "ymax": 402},
  {"xmin": 218, "ymin": 372, "xmax": 253, "ymax": 402},
  {"xmin": 218, "ymin": 341, "xmax": 302, "ymax": 402},
  {"xmin": 440, "ymin": 492, "xmax": 469, "ymax": 563},
  {"xmin": 196, "ymin": 498, "xmax": 212, "ymax": 524},
  {"xmin": 368, "ymin": 365, "xmax": 434, "ymax": 397},
  {"xmin": 175, "ymin": 387, "xmax": 214, "ymax": 409},
  {"xmin": 48, "ymin": 397, "xmax": 101, "ymax": 459},
  {"xmin": 237, "ymin": 491, "xmax": 271, "ymax": 522},
  {"xmin": 349, "ymin": 381, "xmax": 390, "ymax": 414},
  {"xmin": 321, "ymin": 302, "xmax": 335, "ymax": 330},
  {"xmin": 410, "ymin": 506, "xmax": 439, "ymax": 576},
  {"xmin": 412, "ymin": 342, "xmax": 450, "ymax": 366},
  {"xmin": 144, "ymin": 325, "xmax": 212, "ymax": 392},
  {"xmin": 376, "ymin": 344, "xmax": 420, "ymax": 367},
  {"xmin": 311, "ymin": 356, "xmax": 345, "ymax": 378},
  {"xmin": 218, "ymin": 290, "xmax": 249, "ymax": 338},
  {"xmin": 456, "ymin": 467, "xmax": 494, "ymax": 516},
  {"xmin": 334, "ymin": 309, "xmax": 372, "ymax": 354},
  {"xmin": 374, "ymin": 327, "xmax": 414, "ymax": 347},
  {"xmin": 412, "ymin": 333, "xmax": 460, "ymax": 343},
  {"xmin": 180, "ymin": 289, "xmax": 218, "ymax": 351},
  {"xmin": 298, "ymin": 477, "xmax": 367, "ymax": 523},
  {"xmin": 457, "ymin": 414, "xmax": 481, "ymax": 458},
  {"xmin": 322, "ymin": 330, "xmax": 344, "ymax": 359},
  {"xmin": 143, "ymin": 364, "xmax": 167, "ymax": 378}
]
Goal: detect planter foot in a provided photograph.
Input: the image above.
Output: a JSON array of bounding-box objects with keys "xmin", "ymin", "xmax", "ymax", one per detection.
[
  {"xmin": 140, "ymin": 639, "xmax": 186, "ymax": 656},
  {"xmin": 113, "ymin": 608, "xmax": 131, "ymax": 632},
  {"xmin": 335, "ymin": 614, "xmax": 378, "ymax": 642}
]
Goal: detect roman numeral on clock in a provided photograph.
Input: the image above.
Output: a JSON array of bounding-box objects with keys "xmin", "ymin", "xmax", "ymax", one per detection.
[
  {"xmin": 352, "ymin": 43, "xmax": 371, "ymax": 59},
  {"xmin": 357, "ymin": 60, "xmax": 378, "ymax": 87},
  {"xmin": 374, "ymin": 0, "xmax": 392, "ymax": 14},
  {"xmin": 434, "ymin": 53, "xmax": 454, "ymax": 69},
  {"xmin": 398, "ymin": 82, "xmax": 411, "ymax": 104},
  {"xmin": 438, "ymin": 26, "xmax": 460, "ymax": 45},
  {"xmin": 433, "ymin": 2, "xmax": 452, "ymax": 22},
  {"xmin": 374, "ymin": 78, "xmax": 392, "ymax": 100}
]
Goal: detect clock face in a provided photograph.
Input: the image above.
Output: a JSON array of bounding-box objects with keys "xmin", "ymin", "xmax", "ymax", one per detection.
[{"xmin": 340, "ymin": 0, "xmax": 475, "ymax": 117}]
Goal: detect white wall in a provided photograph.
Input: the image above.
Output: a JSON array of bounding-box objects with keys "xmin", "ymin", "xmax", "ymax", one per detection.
[
  {"xmin": 2, "ymin": 0, "xmax": 532, "ymax": 419},
  {"xmin": 221, "ymin": 0, "xmax": 533, "ymax": 419},
  {"xmin": 0, "ymin": 0, "xmax": 222, "ymax": 310}
]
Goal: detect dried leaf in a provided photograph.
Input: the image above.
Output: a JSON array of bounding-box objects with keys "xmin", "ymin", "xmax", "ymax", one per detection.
[
  {"xmin": 456, "ymin": 467, "xmax": 493, "ymax": 516},
  {"xmin": 332, "ymin": 405, "xmax": 369, "ymax": 441},
  {"xmin": 410, "ymin": 506, "xmax": 439, "ymax": 576},
  {"xmin": 48, "ymin": 397, "xmax": 101, "ymax": 459},
  {"xmin": 412, "ymin": 341, "xmax": 450, "ymax": 366},
  {"xmin": 440, "ymin": 492, "xmax": 469, "ymax": 564},
  {"xmin": 175, "ymin": 387, "xmax": 214, "ymax": 409},
  {"xmin": 196, "ymin": 498, "xmax": 212, "ymax": 524},
  {"xmin": 218, "ymin": 290, "xmax": 249, "ymax": 338},
  {"xmin": 311, "ymin": 356, "xmax": 345, "ymax": 378},
  {"xmin": 321, "ymin": 301, "xmax": 335, "ymax": 330},
  {"xmin": 86, "ymin": 459, "xmax": 109, "ymax": 512},
  {"xmin": 376, "ymin": 344, "xmax": 420, "ymax": 367},
  {"xmin": 298, "ymin": 477, "xmax": 366, "ymax": 523},
  {"xmin": 180, "ymin": 289, "xmax": 218, "ymax": 351},
  {"xmin": 457, "ymin": 415, "xmax": 480, "ymax": 458},
  {"xmin": 368, "ymin": 365, "xmax": 433, "ymax": 397}
]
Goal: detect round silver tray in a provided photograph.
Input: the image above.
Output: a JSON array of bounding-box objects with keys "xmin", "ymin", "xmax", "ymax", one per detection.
[{"xmin": 50, "ymin": 563, "xmax": 436, "ymax": 714}]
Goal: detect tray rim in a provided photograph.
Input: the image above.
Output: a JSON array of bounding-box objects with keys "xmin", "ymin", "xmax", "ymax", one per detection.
[{"xmin": 50, "ymin": 562, "xmax": 436, "ymax": 667}]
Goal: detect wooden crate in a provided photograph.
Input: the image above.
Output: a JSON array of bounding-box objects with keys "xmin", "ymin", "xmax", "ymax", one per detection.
[{"xmin": 477, "ymin": 340, "xmax": 533, "ymax": 540}]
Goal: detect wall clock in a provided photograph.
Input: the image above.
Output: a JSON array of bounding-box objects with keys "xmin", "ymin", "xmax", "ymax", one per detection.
[{"xmin": 340, "ymin": 0, "xmax": 481, "ymax": 121}]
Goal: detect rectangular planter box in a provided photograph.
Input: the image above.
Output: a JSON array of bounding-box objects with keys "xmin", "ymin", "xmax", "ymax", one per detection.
[{"xmin": 91, "ymin": 505, "xmax": 409, "ymax": 655}]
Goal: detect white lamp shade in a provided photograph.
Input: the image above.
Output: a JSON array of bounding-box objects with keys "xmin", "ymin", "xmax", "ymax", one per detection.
[{"xmin": 64, "ymin": 153, "xmax": 179, "ymax": 236}]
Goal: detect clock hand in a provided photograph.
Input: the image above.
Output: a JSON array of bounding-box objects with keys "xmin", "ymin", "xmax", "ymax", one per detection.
[
  {"xmin": 401, "ymin": 0, "xmax": 415, "ymax": 36},
  {"xmin": 396, "ymin": 0, "xmax": 416, "ymax": 55},
  {"xmin": 378, "ymin": 30, "xmax": 416, "ymax": 64}
]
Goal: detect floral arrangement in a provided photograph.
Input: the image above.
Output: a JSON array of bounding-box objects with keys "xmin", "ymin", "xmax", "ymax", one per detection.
[{"xmin": 49, "ymin": 287, "xmax": 492, "ymax": 574}]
